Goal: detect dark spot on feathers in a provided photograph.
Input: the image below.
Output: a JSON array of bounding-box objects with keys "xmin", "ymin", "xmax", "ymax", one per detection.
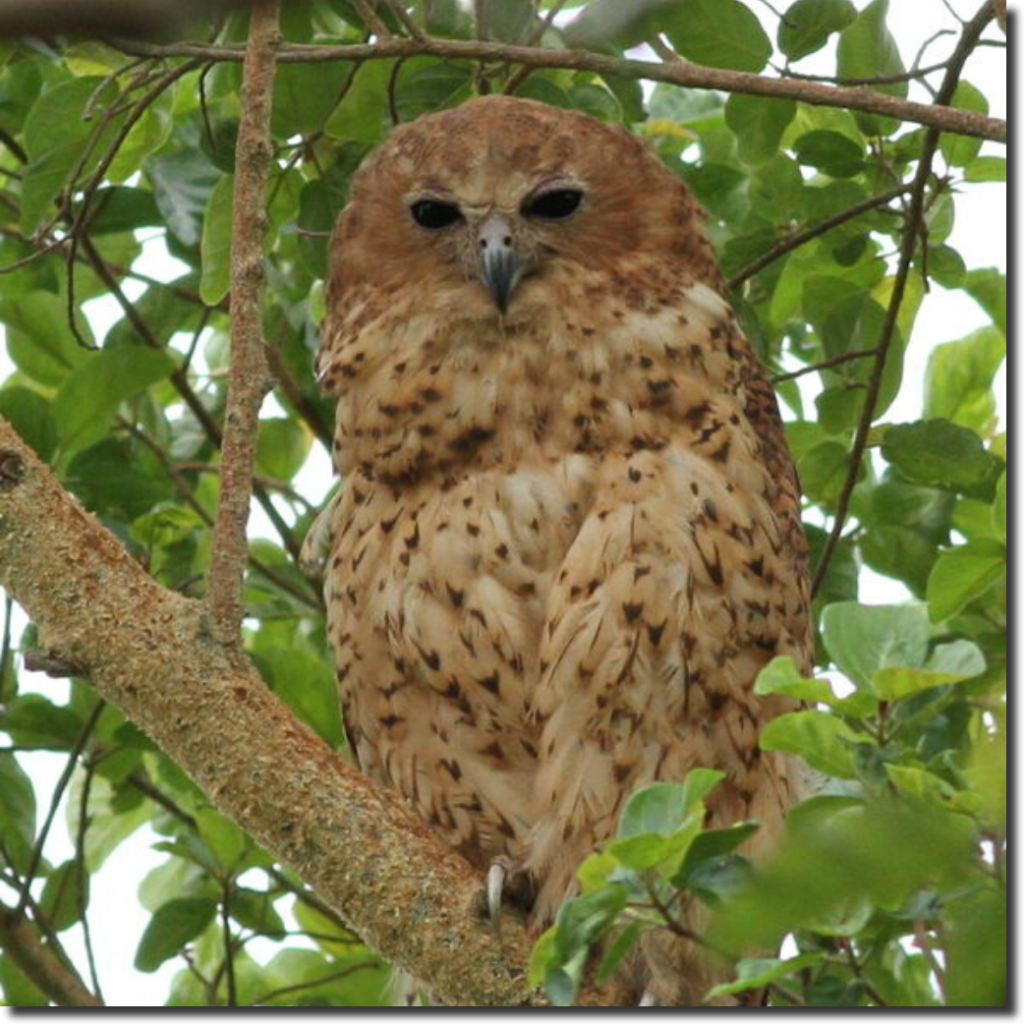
[
  {"xmin": 478, "ymin": 672, "xmax": 500, "ymax": 695},
  {"xmin": 647, "ymin": 621, "xmax": 667, "ymax": 646},
  {"xmin": 613, "ymin": 762, "xmax": 631, "ymax": 782},
  {"xmin": 441, "ymin": 759, "xmax": 461, "ymax": 780},
  {"xmin": 481, "ymin": 741, "xmax": 505, "ymax": 761},
  {"xmin": 380, "ymin": 714, "xmax": 403, "ymax": 728},
  {"xmin": 446, "ymin": 583, "xmax": 464, "ymax": 607},
  {"xmin": 628, "ymin": 467, "xmax": 642, "ymax": 483},
  {"xmin": 623, "ymin": 602, "xmax": 644, "ymax": 624}
]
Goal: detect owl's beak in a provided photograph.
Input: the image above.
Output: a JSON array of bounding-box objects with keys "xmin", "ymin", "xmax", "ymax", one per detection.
[{"xmin": 477, "ymin": 213, "xmax": 522, "ymax": 314}]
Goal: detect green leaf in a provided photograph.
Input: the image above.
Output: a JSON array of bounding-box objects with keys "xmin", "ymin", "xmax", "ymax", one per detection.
[
  {"xmin": 677, "ymin": 821, "xmax": 760, "ymax": 880},
  {"xmin": 231, "ymin": 887, "xmax": 286, "ymax": 939},
  {"xmin": 200, "ymin": 174, "xmax": 234, "ymax": 306},
  {"xmin": 759, "ymin": 710, "xmax": 860, "ymax": 778},
  {"xmin": 107, "ymin": 93, "xmax": 173, "ymax": 183},
  {"xmin": 798, "ymin": 441, "xmax": 849, "ymax": 506},
  {"xmin": 663, "ymin": 0, "xmax": 773, "ymax": 73},
  {"xmin": 195, "ymin": 807, "xmax": 250, "ymax": 872},
  {"xmin": 964, "ymin": 155, "xmax": 1006, "ymax": 183},
  {"xmin": 83, "ymin": 186, "xmax": 163, "ymax": 235},
  {"xmin": 0, "ymin": 753, "xmax": 37, "ymax": 873},
  {"xmin": 272, "ymin": 62, "xmax": 348, "ymax": 136},
  {"xmin": 993, "ymin": 472, "xmax": 1006, "ymax": 540},
  {"xmin": 1, "ymin": 694, "xmax": 83, "ymax": 749},
  {"xmin": 2, "ymin": 290, "xmax": 92, "ymax": 387},
  {"xmin": 563, "ymin": 0, "xmax": 677, "ymax": 51},
  {"xmin": 939, "ymin": 82, "xmax": 988, "ymax": 168},
  {"xmin": 725, "ymin": 94, "xmax": 796, "ymax": 165},
  {"xmin": 596, "ymin": 922, "xmax": 643, "ymax": 983},
  {"xmin": 926, "ymin": 244, "xmax": 966, "ymax": 288},
  {"xmin": 257, "ymin": 648, "xmax": 344, "ymax": 747},
  {"xmin": 778, "ymin": 0, "xmax": 856, "ymax": 60},
  {"xmin": 39, "ymin": 860, "xmax": 88, "ymax": 932},
  {"xmin": 820, "ymin": 602, "xmax": 929, "ymax": 686},
  {"xmin": 872, "ymin": 637, "xmax": 986, "ymax": 700},
  {"xmin": 926, "ymin": 542, "xmax": 1006, "ymax": 621},
  {"xmin": 884, "ymin": 764, "xmax": 955, "ymax": 804},
  {"xmin": 324, "ymin": 61, "xmax": 395, "ymax": 143},
  {"xmin": 881, "ymin": 419, "xmax": 1001, "ymax": 492},
  {"xmin": 147, "ymin": 146, "xmax": 222, "ymax": 248},
  {"xmin": 256, "ymin": 417, "xmax": 313, "ymax": 481},
  {"xmin": 754, "ymin": 656, "xmax": 878, "ymax": 716},
  {"xmin": 67, "ymin": 770, "xmax": 151, "ymax": 872},
  {"xmin": 793, "ymin": 129, "xmax": 863, "ymax": 177},
  {"xmin": 963, "ymin": 268, "xmax": 1006, "ymax": 335},
  {"xmin": 708, "ymin": 953, "xmax": 824, "ymax": 998},
  {"xmin": 135, "ymin": 897, "xmax": 218, "ymax": 972},
  {"xmin": 924, "ymin": 327, "xmax": 1005, "ymax": 434},
  {"xmin": 836, "ymin": 0, "xmax": 907, "ymax": 135},
  {"xmin": 617, "ymin": 772, "xmax": 724, "ymax": 838},
  {"xmin": 0, "ymin": 387, "xmax": 58, "ymax": 461},
  {"xmin": 54, "ymin": 348, "xmax": 177, "ymax": 461}
]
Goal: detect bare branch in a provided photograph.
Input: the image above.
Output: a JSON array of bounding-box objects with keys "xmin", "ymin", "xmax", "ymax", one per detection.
[
  {"xmin": 107, "ymin": 36, "xmax": 1008, "ymax": 143},
  {"xmin": 206, "ymin": 0, "xmax": 280, "ymax": 645},
  {"xmin": 727, "ymin": 183, "xmax": 912, "ymax": 291},
  {"xmin": 0, "ymin": 905, "xmax": 103, "ymax": 1007},
  {"xmin": 811, "ymin": 1, "xmax": 995, "ymax": 595}
]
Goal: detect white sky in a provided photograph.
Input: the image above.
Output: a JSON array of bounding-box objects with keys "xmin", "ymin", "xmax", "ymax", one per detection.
[{"xmin": 0, "ymin": 0, "xmax": 1007, "ymax": 1011}]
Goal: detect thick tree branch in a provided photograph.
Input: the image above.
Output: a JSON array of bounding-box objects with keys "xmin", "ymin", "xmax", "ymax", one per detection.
[
  {"xmin": 0, "ymin": 420, "xmax": 544, "ymax": 1006},
  {"xmin": 207, "ymin": 1, "xmax": 279, "ymax": 644},
  {"xmin": 0, "ymin": 905, "xmax": 102, "ymax": 1007},
  {"xmin": 107, "ymin": 36, "xmax": 1007, "ymax": 143}
]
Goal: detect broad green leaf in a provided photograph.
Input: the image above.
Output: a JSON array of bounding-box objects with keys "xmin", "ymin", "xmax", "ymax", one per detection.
[
  {"xmin": 756, "ymin": 659, "xmax": 878, "ymax": 716},
  {"xmin": 760, "ymin": 710, "xmax": 860, "ymax": 778},
  {"xmin": 664, "ymin": 0, "xmax": 772, "ymax": 73},
  {"xmin": 926, "ymin": 244, "xmax": 966, "ymax": 288},
  {"xmin": 677, "ymin": 822, "xmax": 760, "ymax": 880},
  {"xmin": 944, "ymin": 885, "xmax": 1006, "ymax": 1006},
  {"xmin": 83, "ymin": 186, "xmax": 163, "ymax": 235},
  {"xmin": 924, "ymin": 327, "xmax": 1005, "ymax": 434},
  {"xmin": 195, "ymin": 807, "xmax": 249, "ymax": 872},
  {"xmin": 617, "ymin": 771, "xmax": 724, "ymax": 839},
  {"xmin": 576, "ymin": 849, "xmax": 618, "ymax": 894},
  {"xmin": 54, "ymin": 348, "xmax": 177, "ymax": 461},
  {"xmin": 596, "ymin": 922, "xmax": 643, "ymax": 984},
  {"xmin": 256, "ymin": 417, "xmax": 313, "ymax": 482},
  {"xmin": 200, "ymin": 174, "xmax": 234, "ymax": 306},
  {"xmin": 135, "ymin": 897, "xmax": 218, "ymax": 972},
  {"xmin": 0, "ymin": 955, "xmax": 48, "ymax": 1006},
  {"xmin": 0, "ymin": 753, "xmax": 36, "ymax": 873},
  {"xmin": 67, "ymin": 770, "xmax": 151, "ymax": 872},
  {"xmin": 272, "ymin": 62, "xmax": 348, "ymax": 137},
  {"xmin": 940, "ymin": 82, "xmax": 988, "ymax": 168},
  {"xmin": 147, "ymin": 147, "xmax": 222, "ymax": 248},
  {"xmin": 3, "ymin": 290, "xmax": 92, "ymax": 386},
  {"xmin": 820, "ymin": 602, "xmax": 929, "ymax": 686},
  {"xmin": 1, "ymin": 694, "xmax": 83, "ymax": 749},
  {"xmin": 725, "ymin": 94, "xmax": 796, "ymax": 165},
  {"xmin": 107, "ymin": 93, "xmax": 173, "ymax": 183},
  {"xmin": 964, "ymin": 155, "xmax": 1007, "ymax": 182},
  {"xmin": 884, "ymin": 764, "xmax": 955, "ymax": 804},
  {"xmin": 324, "ymin": 60, "xmax": 395, "ymax": 143},
  {"xmin": 563, "ymin": 0, "xmax": 677, "ymax": 51},
  {"xmin": 0, "ymin": 387, "xmax": 58, "ymax": 461},
  {"xmin": 793, "ymin": 129, "xmax": 863, "ymax": 177},
  {"xmin": 778, "ymin": 0, "xmax": 856, "ymax": 60},
  {"xmin": 873, "ymin": 638, "xmax": 987, "ymax": 699},
  {"xmin": 708, "ymin": 953, "xmax": 824, "ymax": 998},
  {"xmin": 926, "ymin": 542, "xmax": 1006, "ymax": 622},
  {"xmin": 257, "ymin": 648, "xmax": 344, "ymax": 747},
  {"xmin": 608, "ymin": 814, "xmax": 701, "ymax": 870},
  {"xmin": 798, "ymin": 441, "xmax": 848, "ymax": 506},
  {"xmin": 836, "ymin": 0, "xmax": 907, "ymax": 135},
  {"xmin": 860, "ymin": 525, "xmax": 937, "ymax": 598},
  {"xmin": 39, "ymin": 860, "xmax": 88, "ymax": 932},
  {"xmin": 230, "ymin": 888, "xmax": 286, "ymax": 939},
  {"xmin": 395, "ymin": 59, "xmax": 474, "ymax": 122},
  {"xmin": 963, "ymin": 268, "xmax": 1006, "ymax": 334},
  {"xmin": 881, "ymin": 419, "xmax": 1001, "ymax": 492}
]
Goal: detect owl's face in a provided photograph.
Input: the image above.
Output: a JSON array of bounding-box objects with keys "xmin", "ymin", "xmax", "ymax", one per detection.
[{"xmin": 328, "ymin": 96, "xmax": 715, "ymax": 329}]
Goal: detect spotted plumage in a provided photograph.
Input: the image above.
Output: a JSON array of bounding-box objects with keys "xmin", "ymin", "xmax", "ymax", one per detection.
[{"xmin": 314, "ymin": 96, "xmax": 813, "ymax": 1005}]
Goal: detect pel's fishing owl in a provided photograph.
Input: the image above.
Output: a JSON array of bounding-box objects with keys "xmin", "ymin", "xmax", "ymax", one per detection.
[{"xmin": 314, "ymin": 96, "xmax": 812, "ymax": 1005}]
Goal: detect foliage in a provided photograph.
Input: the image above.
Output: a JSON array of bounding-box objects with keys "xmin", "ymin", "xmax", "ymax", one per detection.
[{"xmin": 0, "ymin": 0, "xmax": 1005, "ymax": 1008}]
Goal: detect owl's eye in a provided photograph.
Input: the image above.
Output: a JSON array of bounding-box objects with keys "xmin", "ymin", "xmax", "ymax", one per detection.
[
  {"xmin": 410, "ymin": 199, "xmax": 463, "ymax": 230},
  {"xmin": 524, "ymin": 188, "xmax": 583, "ymax": 221}
]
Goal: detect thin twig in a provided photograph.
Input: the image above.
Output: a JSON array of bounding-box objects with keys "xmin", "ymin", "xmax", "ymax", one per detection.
[
  {"xmin": 727, "ymin": 182, "xmax": 911, "ymax": 290},
  {"xmin": 74, "ymin": 756, "xmax": 103, "ymax": 1001},
  {"xmin": 206, "ymin": 0, "xmax": 281, "ymax": 645},
  {"xmin": 381, "ymin": 0, "xmax": 424, "ymax": 39},
  {"xmin": 811, "ymin": 1, "xmax": 995, "ymax": 596},
  {"xmin": 15, "ymin": 703, "xmax": 106, "ymax": 917},
  {"xmin": 221, "ymin": 884, "xmax": 238, "ymax": 1007},
  {"xmin": 350, "ymin": 0, "xmax": 391, "ymax": 38},
  {"xmin": 771, "ymin": 347, "xmax": 879, "ymax": 384},
  {"xmin": 249, "ymin": 959, "xmax": 382, "ymax": 1006},
  {"xmin": 106, "ymin": 36, "xmax": 1008, "ymax": 143}
]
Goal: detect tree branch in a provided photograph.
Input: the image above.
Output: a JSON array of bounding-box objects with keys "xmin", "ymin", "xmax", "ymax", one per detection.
[
  {"xmin": 811, "ymin": 1, "xmax": 995, "ymax": 596},
  {"xmin": 206, "ymin": 0, "xmax": 279, "ymax": 645},
  {"xmin": 0, "ymin": 420, "xmax": 546, "ymax": 1006},
  {"xmin": 0, "ymin": 905, "xmax": 102, "ymax": 1007},
  {"xmin": 106, "ymin": 36, "xmax": 1007, "ymax": 143}
]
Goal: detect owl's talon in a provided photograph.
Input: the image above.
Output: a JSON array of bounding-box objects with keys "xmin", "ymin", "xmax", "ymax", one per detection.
[
  {"xmin": 487, "ymin": 860, "xmax": 506, "ymax": 921},
  {"xmin": 639, "ymin": 990, "xmax": 657, "ymax": 1007}
]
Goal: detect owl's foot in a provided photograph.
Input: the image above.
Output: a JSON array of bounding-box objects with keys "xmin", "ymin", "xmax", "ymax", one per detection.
[
  {"xmin": 482, "ymin": 856, "xmax": 535, "ymax": 921},
  {"xmin": 639, "ymin": 990, "xmax": 657, "ymax": 1006},
  {"xmin": 298, "ymin": 491, "xmax": 341, "ymax": 577}
]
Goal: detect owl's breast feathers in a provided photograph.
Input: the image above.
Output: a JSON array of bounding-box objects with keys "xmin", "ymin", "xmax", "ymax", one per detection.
[{"xmin": 319, "ymin": 262, "xmax": 811, "ymax": 882}]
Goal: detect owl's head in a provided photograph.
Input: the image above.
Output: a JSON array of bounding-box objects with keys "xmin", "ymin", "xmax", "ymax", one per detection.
[{"xmin": 326, "ymin": 96, "xmax": 720, "ymax": 329}]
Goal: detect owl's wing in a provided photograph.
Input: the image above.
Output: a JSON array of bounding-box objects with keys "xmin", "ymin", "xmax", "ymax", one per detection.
[{"xmin": 525, "ymin": 323, "xmax": 812, "ymax": 942}]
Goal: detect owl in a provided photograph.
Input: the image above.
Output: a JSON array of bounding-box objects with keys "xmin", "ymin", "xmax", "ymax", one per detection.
[{"xmin": 313, "ymin": 96, "xmax": 813, "ymax": 1005}]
